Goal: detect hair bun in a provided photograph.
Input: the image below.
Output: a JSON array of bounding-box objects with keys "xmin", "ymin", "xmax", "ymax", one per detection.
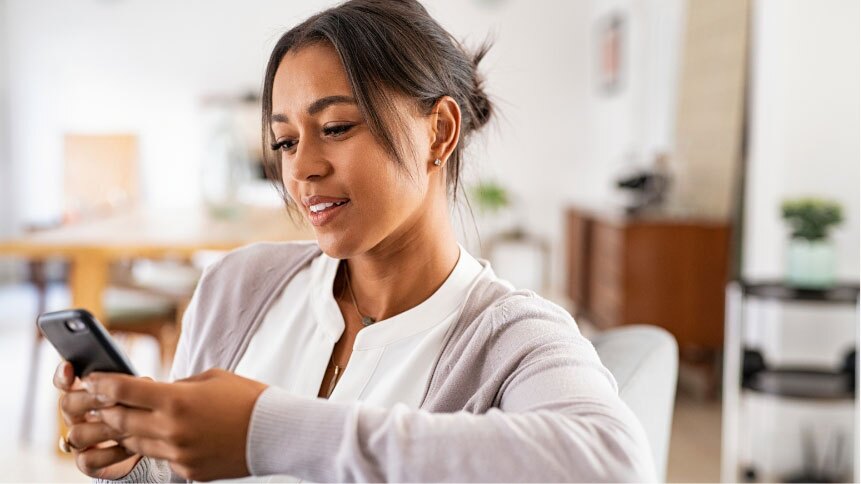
[{"xmin": 467, "ymin": 42, "xmax": 493, "ymax": 133}]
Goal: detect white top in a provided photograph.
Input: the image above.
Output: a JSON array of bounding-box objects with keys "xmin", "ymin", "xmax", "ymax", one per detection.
[{"xmin": 234, "ymin": 243, "xmax": 483, "ymax": 407}]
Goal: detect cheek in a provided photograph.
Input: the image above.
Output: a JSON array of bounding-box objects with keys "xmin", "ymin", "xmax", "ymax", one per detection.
[
  {"xmin": 372, "ymin": 165, "xmax": 428, "ymax": 219},
  {"xmin": 280, "ymin": 158, "xmax": 302, "ymax": 204}
]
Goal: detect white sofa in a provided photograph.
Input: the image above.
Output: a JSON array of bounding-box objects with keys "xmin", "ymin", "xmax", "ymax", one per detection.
[{"xmin": 591, "ymin": 325, "xmax": 679, "ymax": 482}]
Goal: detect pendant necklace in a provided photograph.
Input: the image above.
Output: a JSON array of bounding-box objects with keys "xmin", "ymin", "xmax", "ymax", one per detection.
[
  {"xmin": 344, "ymin": 261, "xmax": 377, "ymax": 326},
  {"xmin": 327, "ymin": 262, "xmax": 377, "ymax": 398},
  {"xmin": 326, "ymin": 353, "xmax": 341, "ymax": 399}
]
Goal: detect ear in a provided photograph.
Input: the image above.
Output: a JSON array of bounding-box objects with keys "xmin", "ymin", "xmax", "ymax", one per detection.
[{"xmin": 428, "ymin": 96, "xmax": 461, "ymax": 170}]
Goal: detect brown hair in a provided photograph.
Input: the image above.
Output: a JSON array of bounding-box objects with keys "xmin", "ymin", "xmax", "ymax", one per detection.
[{"xmin": 261, "ymin": 0, "xmax": 493, "ymax": 218}]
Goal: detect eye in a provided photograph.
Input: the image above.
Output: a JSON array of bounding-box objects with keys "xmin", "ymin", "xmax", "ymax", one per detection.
[
  {"xmin": 270, "ymin": 138, "xmax": 297, "ymax": 152},
  {"xmin": 323, "ymin": 124, "xmax": 354, "ymax": 137}
]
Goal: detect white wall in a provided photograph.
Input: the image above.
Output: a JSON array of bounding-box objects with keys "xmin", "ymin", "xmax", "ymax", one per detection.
[
  {"xmin": 583, "ymin": 0, "xmax": 685, "ymax": 205},
  {"xmin": 743, "ymin": 0, "xmax": 860, "ymax": 281},
  {"xmin": 0, "ymin": 0, "xmax": 19, "ymax": 283},
  {"xmin": 6, "ymin": 0, "xmax": 330, "ymax": 225},
  {"xmin": 0, "ymin": 0, "xmax": 12, "ymax": 237},
  {"xmin": 4, "ymin": 0, "xmax": 685, "ymax": 295}
]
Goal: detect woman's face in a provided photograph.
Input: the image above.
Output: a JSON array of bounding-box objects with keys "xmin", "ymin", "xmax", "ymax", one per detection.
[{"xmin": 270, "ymin": 42, "xmax": 436, "ymax": 259}]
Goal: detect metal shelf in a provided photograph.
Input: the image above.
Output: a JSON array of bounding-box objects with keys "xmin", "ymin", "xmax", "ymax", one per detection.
[
  {"xmin": 740, "ymin": 281, "xmax": 859, "ymax": 304},
  {"xmin": 743, "ymin": 367, "xmax": 855, "ymax": 401}
]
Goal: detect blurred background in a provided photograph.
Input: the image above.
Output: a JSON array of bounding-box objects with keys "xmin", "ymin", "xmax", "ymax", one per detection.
[{"xmin": 0, "ymin": 0, "xmax": 857, "ymax": 482}]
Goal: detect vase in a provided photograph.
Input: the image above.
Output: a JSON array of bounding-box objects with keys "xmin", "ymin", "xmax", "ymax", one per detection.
[{"xmin": 786, "ymin": 238, "xmax": 836, "ymax": 289}]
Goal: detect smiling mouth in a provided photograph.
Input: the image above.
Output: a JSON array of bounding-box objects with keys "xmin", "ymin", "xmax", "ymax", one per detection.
[
  {"xmin": 307, "ymin": 200, "xmax": 350, "ymax": 226},
  {"xmin": 309, "ymin": 200, "xmax": 349, "ymax": 213}
]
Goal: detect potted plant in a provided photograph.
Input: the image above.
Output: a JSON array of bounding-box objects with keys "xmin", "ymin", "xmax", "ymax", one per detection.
[
  {"xmin": 471, "ymin": 181, "xmax": 510, "ymax": 215},
  {"xmin": 781, "ymin": 197, "xmax": 844, "ymax": 288},
  {"xmin": 469, "ymin": 181, "xmax": 550, "ymax": 292},
  {"xmin": 470, "ymin": 181, "xmax": 513, "ymax": 238}
]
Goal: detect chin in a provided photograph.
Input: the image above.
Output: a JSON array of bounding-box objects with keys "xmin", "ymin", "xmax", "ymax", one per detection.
[{"xmin": 314, "ymin": 231, "xmax": 358, "ymax": 260}]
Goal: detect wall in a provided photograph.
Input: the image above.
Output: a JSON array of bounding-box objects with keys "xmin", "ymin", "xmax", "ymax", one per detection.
[
  {"xmin": 584, "ymin": 0, "xmax": 686, "ymax": 204},
  {"xmin": 6, "ymin": 0, "xmax": 330, "ymax": 225},
  {"xmin": 743, "ymin": 0, "xmax": 860, "ymax": 282},
  {"xmin": 0, "ymin": 0, "xmax": 11, "ymax": 236},
  {"xmin": 673, "ymin": 0, "xmax": 749, "ymax": 219},
  {"xmin": 0, "ymin": 0, "xmax": 18, "ymax": 283}
]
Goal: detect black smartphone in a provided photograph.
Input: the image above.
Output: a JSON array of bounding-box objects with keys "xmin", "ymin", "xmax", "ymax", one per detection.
[{"xmin": 38, "ymin": 308, "xmax": 138, "ymax": 378}]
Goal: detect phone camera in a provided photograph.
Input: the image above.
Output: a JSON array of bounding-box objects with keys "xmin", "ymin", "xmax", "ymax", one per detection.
[{"xmin": 64, "ymin": 320, "xmax": 87, "ymax": 332}]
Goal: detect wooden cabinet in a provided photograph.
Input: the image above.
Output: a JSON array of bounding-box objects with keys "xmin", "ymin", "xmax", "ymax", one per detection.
[{"xmin": 566, "ymin": 207, "xmax": 731, "ymax": 351}]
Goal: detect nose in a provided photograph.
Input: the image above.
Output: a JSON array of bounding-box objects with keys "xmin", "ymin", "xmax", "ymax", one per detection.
[{"xmin": 287, "ymin": 136, "xmax": 329, "ymax": 182}]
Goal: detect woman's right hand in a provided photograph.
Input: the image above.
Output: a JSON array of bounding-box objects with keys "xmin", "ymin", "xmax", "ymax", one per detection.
[{"xmin": 54, "ymin": 361, "xmax": 142, "ymax": 480}]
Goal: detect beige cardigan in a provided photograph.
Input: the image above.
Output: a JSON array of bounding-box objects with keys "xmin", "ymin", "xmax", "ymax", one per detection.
[{"xmin": 105, "ymin": 241, "xmax": 655, "ymax": 483}]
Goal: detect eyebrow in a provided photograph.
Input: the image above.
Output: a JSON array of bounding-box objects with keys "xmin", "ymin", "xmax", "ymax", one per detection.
[{"xmin": 271, "ymin": 95, "xmax": 357, "ymax": 124}]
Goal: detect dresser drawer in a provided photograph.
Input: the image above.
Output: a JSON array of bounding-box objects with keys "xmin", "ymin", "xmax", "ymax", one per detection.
[
  {"xmin": 590, "ymin": 277, "xmax": 624, "ymax": 326},
  {"xmin": 590, "ymin": 222, "xmax": 623, "ymax": 287}
]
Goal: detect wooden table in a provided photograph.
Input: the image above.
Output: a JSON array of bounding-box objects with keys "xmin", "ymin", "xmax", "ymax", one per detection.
[{"xmin": 0, "ymin": 205, "xmax": 315, "ymax": 322}]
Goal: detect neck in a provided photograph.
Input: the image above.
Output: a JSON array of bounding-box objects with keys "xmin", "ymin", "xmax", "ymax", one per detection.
[{"xmin": 339, "ymin": 195, "xmax": 460, "ymax": 323}]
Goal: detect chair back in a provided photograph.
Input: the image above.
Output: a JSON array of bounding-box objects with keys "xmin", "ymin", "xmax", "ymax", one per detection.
[
  {"xmin": 64, "ymin": 133, "xmax": 139, "ymax": 223},
  {"xmin": 591, "ymin": 325, "xmax": 679, "ymax": 481}
]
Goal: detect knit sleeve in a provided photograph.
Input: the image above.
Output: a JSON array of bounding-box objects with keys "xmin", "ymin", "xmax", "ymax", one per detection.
[
  {"xmin": 245, "ymin": 297, "xmax": 657, "ymax": 482},
  {"xmin": 93, "ymin": 456, "xmax": 174, "ymax": 484}
]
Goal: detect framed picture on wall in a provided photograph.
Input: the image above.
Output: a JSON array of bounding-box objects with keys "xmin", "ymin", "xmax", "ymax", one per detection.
[{"xmin": 596, "ymin": 12, "xmax": 625, "ymax": 95}]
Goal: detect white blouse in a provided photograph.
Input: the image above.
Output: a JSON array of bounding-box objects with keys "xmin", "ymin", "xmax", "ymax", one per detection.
[{"xmin": 234, "ymin": 243, "xmax": 483, "ymax": 408}]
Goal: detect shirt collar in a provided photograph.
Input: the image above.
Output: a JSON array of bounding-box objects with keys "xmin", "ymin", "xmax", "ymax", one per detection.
[{"xmin": 310, "ymin": 244, "xmax": 484, "ymax": 350}]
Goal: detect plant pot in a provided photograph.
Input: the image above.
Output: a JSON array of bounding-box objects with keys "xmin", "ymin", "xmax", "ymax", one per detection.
[{"xmin": 786, "ymin": 238, "xmax": 836, "ymax": 289}]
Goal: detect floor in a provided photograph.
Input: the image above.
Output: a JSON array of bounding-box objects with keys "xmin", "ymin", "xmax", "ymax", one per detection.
[{"xmin": 1, "ymin": 281, "xmax": 722, "ymax": 482}]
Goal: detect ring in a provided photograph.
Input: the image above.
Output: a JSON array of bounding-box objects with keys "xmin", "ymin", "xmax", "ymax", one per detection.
[{"xmin": 58, "ymin": 431, "xmax": 75, "ymax": 454}]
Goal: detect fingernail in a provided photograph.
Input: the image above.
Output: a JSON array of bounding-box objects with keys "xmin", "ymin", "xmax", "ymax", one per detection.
[
  {"xmin": 82, "ymin": 380, "xmax": 92, "ymax": 392},
  {"xmin": 96, "ymin": 394, "xmax": 114, "ymax": 404}
]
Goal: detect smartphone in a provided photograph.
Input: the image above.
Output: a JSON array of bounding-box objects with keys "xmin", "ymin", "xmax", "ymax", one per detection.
[{"xmin": 38, "ymin": 308, "xmax": 138, "ymax": 378}]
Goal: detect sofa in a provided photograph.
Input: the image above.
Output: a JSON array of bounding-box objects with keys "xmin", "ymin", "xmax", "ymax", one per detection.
[{"xmin": 591, "ymin": 324, "xmax": 679, "ymax": 481}]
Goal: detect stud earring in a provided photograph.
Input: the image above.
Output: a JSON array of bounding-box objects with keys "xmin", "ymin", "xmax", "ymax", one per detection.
[{"xmin": 433, "ymin": 158, "xmax": 442, "ymax": 166}]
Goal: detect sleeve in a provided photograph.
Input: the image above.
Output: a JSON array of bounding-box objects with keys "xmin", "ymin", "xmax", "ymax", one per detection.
[
  {"xmin": 94, "ymin": 271, "xmax": 204, "ymax": 484},
  {"xmin": 244, "ymin": 299, "xmax": 658, "ymax": 483}
]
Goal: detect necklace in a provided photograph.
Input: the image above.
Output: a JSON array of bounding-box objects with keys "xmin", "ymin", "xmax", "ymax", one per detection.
[
  {"xmin": 343, "ymin": 262, "xmax": 377, "ymax": 326},
  {"xmin": 326, "ymin": 353, "xmax": 342, "ymax": 399}
]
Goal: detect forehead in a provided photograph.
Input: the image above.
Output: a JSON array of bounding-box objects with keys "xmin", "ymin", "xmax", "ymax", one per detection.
[{"xmin": 272, "ymin": 42, "xmax": 353, "ymax": 111}]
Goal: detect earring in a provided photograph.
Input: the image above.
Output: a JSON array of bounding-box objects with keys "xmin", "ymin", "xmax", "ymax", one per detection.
[{"xmin": 433, "ymin": 158, "xmax": 442, "ymax": 166}]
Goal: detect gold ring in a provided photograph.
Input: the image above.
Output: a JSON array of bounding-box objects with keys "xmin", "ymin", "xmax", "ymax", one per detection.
[{"xmin": 58, "ymin": 431, "xmax": 75, "ymax": 454}]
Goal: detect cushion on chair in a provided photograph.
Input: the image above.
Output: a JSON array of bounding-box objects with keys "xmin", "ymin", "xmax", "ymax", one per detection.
[
  {"xmin": 103, "ymin": 286, "xmax": 176, "ymax": 323},
  {"xmin": 590, "ymin": 324, "xmax": 678, "ymax": 482},
  {"xmin": 131, "ymin": 259, "xmax": 202, "ymax": 294}
]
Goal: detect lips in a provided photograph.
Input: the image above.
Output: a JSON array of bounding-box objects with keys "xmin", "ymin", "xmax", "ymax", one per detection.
[{"xmin": 301, "ymin": 195, "xmax": 351, "ymax": 227}]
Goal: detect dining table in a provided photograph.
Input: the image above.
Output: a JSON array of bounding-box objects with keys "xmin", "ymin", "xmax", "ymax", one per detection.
[{"xmin": 0, "ymin": 204, "xmax": 315, "ymax": 322}]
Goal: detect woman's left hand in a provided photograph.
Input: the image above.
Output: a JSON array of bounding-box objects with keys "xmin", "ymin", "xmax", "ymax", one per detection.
[{"xmin": 83, "ymin": 368, "xmax": 268, "ymax": 482}]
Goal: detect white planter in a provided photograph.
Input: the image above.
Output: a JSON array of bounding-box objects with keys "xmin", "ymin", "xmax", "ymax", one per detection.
[{"xmin": 786, "ymin": 238, "xmax": 836, "ymax": 289}]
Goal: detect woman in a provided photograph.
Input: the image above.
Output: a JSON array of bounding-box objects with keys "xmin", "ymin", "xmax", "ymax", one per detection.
[{"xmin": 54, "ymin": 0, "xmax": 655, "ymax": 481}]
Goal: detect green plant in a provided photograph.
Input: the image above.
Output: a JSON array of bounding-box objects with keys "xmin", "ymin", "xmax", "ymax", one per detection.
[
  {"xmin": 781, "ymin": 197, "xmax": 843, "ymax": 241},
  {"xmin": 470, "ymin": 181, "xmax": 510, "ymax": 214}
]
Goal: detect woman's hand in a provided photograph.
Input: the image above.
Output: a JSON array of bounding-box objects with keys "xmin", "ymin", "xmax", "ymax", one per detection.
[
  {"xmin": 83, "ymin": 368, "xmax": 268, "ymax": 482},
  {"xmin": 53, "ymin": 361, "xmax": 143, "ymax": 480}
]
